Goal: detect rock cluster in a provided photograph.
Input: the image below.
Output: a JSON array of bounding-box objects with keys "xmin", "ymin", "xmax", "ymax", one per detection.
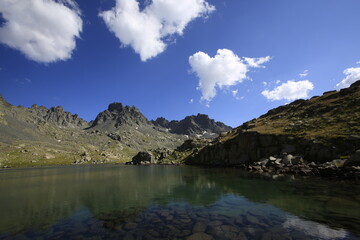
[
  {"xmin": 95, "ymin": 205, "xmax": 314, "ymax": 240},
  {"xmin": 238, "ymin": 150, "xmax": 360, "ymax": 180},
  {"xmin": 186, "ymin": 130, "xmax": 360, "ymax": 166}
]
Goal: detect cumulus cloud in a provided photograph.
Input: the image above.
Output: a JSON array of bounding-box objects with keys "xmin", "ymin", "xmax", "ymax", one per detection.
[
  {"xmin": 100, "ymin": 0, "xmax": 215, "ymax": 62},
  {"xmin": 299, "ymin": 69, "xmax": 309, "ymax": 78},
  {"xmin": 262, "ymin": 80, "xmax": 314, "ymax": 101},
  {"xmin": 189, "ymin": 49, "xmax": 271, "ymax": 102},
  {"xmin": 0, "ymin": 0, "xmax": 82, "ymax": 63},
  {"xmin": 335, "ymin": 67, "xmax": 360, "ymax": 90}
]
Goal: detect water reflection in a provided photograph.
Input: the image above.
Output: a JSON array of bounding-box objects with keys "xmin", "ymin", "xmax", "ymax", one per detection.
[{"xmin": 0, "ymin": 165, "xmax": 359, "ymax": 239}]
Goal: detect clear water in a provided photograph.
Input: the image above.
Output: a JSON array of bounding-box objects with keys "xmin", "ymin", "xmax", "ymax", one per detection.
[{"xmin": 0, "ymin": 165, "xmax": 359, "ymax": 240}]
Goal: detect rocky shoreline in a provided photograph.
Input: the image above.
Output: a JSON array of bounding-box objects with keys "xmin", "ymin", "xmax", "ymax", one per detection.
[
  {"xmin": 232, "ymin": 150, "xmax": 360, "ymax": 180},
  {"xmin": 124, "ymin": 147, "xmax": 360, "ymax": 181}
]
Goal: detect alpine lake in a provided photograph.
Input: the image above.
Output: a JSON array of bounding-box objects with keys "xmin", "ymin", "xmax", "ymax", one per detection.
[{"xmin": 0, "ymin": 165, "xmax": 359, "ymax": 240}]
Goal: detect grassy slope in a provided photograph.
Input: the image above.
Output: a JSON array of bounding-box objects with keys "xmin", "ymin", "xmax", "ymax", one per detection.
[
  {"xmin": 0, "ymin": 99, "xmax": 184, "ymax": 168},
  {"xmin": 220, "ymin": 81, "xmax": 360, "ymax": 144}
]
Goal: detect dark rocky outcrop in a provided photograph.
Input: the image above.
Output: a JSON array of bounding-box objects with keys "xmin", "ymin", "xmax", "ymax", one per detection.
[
  {"xmin": 152, "ymin": 114, "xmax": 231, "ymax": 137},
  {"xmin": 128, "ymin": 151, "xmax": 156, "ymax": 165}
]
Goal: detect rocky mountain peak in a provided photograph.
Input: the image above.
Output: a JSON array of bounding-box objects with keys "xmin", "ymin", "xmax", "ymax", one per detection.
[
  {"xmin": 151, "ymin": 114, "xmax": 231, "ymax": 137},
  {"xmin": 29, "ymin": 104, "xmax": 88, "ymax": 128},
  {"xmin": 90, "ymin": 102, "xmax": 150, "ymax": 130}
]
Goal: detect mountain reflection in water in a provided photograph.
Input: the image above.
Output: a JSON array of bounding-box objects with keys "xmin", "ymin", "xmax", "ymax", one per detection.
[{"xmin": 0, "ymin": 165, "xmax": 359, "ymax": 239}]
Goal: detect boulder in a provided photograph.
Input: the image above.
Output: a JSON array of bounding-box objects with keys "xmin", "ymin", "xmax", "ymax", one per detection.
[
  {"xmin": 45, "ymin": 153, "xmax": 55, "ymax": 159},
  {"xmin": 132, "ymin": 151, "xmax": 156, "ymax": 165},
  {"xmin": 331, "ymin": 159, "xmax": 347, "ymax": 167},
  {"xmin": 187, "ymin": 232, "xmax": 214, "ymax": 240},
  {"xmin": 269, "ymin": 156, "xmax": 276, "ymax": 161},
  {"xmin": 282, "ymin": 154, "xmax": 293, "ymax": 165}
]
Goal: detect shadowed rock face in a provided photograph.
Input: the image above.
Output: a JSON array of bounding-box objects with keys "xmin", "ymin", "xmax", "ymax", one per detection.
[
  {"xmin": 152, "ymin": 114, "xmax": 232, "ymax": 136},
  {"xmin": 89, "ymin": 102, "xmax": 150, "ymax": 130}
]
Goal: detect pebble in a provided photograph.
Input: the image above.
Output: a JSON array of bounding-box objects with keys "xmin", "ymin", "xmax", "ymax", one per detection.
[
  {"xmin": 187, "ymin": 232, "xmax": 214, "ymax": 240},
  {"xmin": 192, "ymin": 222, "xmax": 207, "ymax": 233}
]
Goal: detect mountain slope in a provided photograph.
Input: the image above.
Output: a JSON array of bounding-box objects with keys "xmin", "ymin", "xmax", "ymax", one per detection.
[
  {"xmin": 0, "ymin": 97, "xmax": 231, "ymax": 168},
  {"xmin": 186, "ymin": 81, "xmax": 360, "ymax": 166}
]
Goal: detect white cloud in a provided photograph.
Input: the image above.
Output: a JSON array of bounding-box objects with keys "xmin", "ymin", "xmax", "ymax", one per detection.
[
  {"xmin": 262, "ymin": 81, "xmax": 268, "ymax": 86},
  {"xmin": 299, "ymin": 69, "xmax": 309, "ymax": 78},
  {"xmin": 262, "ymin": 80, "xmax": 314, "ymax": 101},
  {"xmin": 244, "ymin": 56, "xmax": 272, "ymax": 68},
  {"xmin": 356, "ymin": 61, "xmax": 360, "ymax": 64},
  {"xmin": 189, "ymin": 98, "xmax": 194, "ymax": 104},
  {"xmin": 0, "ymin": 0, "xmax": 82, "ymax": 63},
  {"xmin": 275, "ymin": 80, "xmax": 281, "ymax": 84},
  {"xmin": 100, "ymin": 0, "xmax": 215, "ymax": 62},
  {"xmin": 336, "ymin": 67, "xmax": 360, "ymax": 89},
  {"xmin": 189, "ymin": 49, "xmax": 271, "ymax": 102}
]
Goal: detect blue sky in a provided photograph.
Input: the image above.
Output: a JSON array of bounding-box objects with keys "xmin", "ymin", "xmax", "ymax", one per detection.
[{"xmin": 1, "ymin": 0, "xmax": 360, "ymax": 127}]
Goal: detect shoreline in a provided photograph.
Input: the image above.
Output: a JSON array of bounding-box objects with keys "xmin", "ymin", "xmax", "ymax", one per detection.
[{"xmin": 2, "ymin": 160, "xmax": 359, "ymax": 182}]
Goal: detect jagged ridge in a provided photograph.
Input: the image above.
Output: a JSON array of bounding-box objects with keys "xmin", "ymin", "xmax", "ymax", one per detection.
[{"xmin": 152, "ymin": 114, "xmax": 231, "ymax": 136}]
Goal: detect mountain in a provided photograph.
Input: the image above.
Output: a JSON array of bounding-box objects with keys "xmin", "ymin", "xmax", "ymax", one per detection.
[
  {"xmin": 30, "ymin": 104, "xmax": 88, "ymax": 128},
  {"xmin": 0, "ymin": 97, "xmax": 230, "ymax": 168},
  {"xmin": 152, "ymin": 114, "xmax": 231, "ymax": 136},
  {"xmin": 0, "ymin": 96, "xmax": 88, "ymax": 142},
  {"xmin": 89, "ymin": 103, "xmax": 150, "ymax": 130},
  {"xmin": 186, "ymin": 80, "xmax": 360, "ymax": 166}
]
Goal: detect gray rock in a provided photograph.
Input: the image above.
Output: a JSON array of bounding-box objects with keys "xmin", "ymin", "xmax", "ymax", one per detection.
[
  {"xmin": 282, "ymin": 154, "xmax": 293, "ymax": 165},
  {"xmin": 45, "ymin": 153, "xmax": 55, "ymax": 159},
  {"xmin": 187, "ymin": 232, "xmax": 214, "ymax": 240},
  {"xmin": 192, "ymin": 222, "xmax": 207, "ymax": 233},
  {"xmin": 269, "ymin": 156, "xmax": 276, "ymax": 161},
  {"xmin": 258, "ymin": 159, "xmax": 269, "ymax": 166},
  {"xmin": 331, "ymin": 159, "xmax": 346, "ymax": 167}
]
